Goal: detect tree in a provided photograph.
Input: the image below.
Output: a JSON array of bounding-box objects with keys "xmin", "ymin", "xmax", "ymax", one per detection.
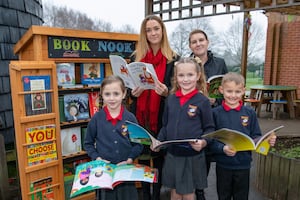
[
  {"xmin": 219, "ymin": 15, "xmax": 266, "ymax": 68},
  {"xmin": 169, "ymin": 17, "xmax": 220, "ymax": 57},
  {"xmin": 43, "ymin": 3, "xmax": 135, "ymax": 33}
]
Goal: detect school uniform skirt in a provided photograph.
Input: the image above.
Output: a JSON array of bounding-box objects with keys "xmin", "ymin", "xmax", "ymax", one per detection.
[{"xmin": 162, "ymin": 152, "xmax": 207, "ymax": 194}]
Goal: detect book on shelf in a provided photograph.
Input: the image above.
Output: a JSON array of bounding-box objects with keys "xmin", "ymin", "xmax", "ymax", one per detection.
[
  {"xmin": 22, "ymin": 75, "xmax": 52, "ymax": 116},
  {"xmin": 88, "ymin": 91, "xmax": 100, "ymax": 117},
  {"xmin": 26, "ymin": 124, "xmax": 57, "ymax": 166},
  {"xmin": 207, "ymin": 74, "xmax": 224, "ymax": 98},
  {"xmin": 61, "ymin": 126, "xmax": 82, "ymax": 156},
  {"xmin": 56, "ymin": 63, "xmax": 76, "ymax": 88},
  {"xmin": 80, "ymin": 63, "xmax": 105, "ymax": 85},
  {"xmin": 81, "ymin": 127, "xmax": 87, "ymax": 150},
  {"xmin": 59, "ymin": 96, "xmax": 66, "ymax": 123},
  {"xmin": 125, "ymin": 121, "xmax": 198, "ymax": 150},
  {"xmin": 202, "ymin": 125, "xmax": 284, "ymax": 155},
  {"xmin": 30, "ymin": 176, "xmax": 54, "ymax": 200},
  {"xmin": 64, "ymin": 93, "xmax": 90, "ymax": 122},
  {"xmin": 70, "ymin": 160, "xmax": 158, "ymax": 198},
  {"xmin": 109, "ymin": 54, "xmax": 158, "ymax": 89}
]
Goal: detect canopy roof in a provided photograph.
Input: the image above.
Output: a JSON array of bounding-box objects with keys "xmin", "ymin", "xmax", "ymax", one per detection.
[{"xmin": 145, "ymin": 0, "xmax": 300, "ymax": 21}]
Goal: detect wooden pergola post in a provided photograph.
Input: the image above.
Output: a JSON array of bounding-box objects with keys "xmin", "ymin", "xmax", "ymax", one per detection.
[{"xmin": 241, "ymin": 11, "xmax": 250, "ymax": 80}]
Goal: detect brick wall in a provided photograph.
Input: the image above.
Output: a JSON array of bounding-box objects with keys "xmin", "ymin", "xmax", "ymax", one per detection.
[{"xmin": 264, "ymin": 13, "xmax": 300, "ymax": 99}]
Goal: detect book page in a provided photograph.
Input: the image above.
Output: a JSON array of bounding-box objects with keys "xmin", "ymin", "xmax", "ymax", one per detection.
[
  {"xmin": 109, "ymin": 55, "xmax": 135, "ymax": 89},
  {"xmin": 203, "ymin": 128, "xmax": 256, "ymax": 151},
  {"xmin": 127, "ymin": 62, "xmax": 157, "ymax": 90}
]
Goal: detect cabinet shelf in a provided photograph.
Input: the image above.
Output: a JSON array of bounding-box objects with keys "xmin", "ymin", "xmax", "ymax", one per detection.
[
  {"xmin": 58, "ymin": 86, "xmax": 100, "ymax": 95},
  {"xmin": 60, "ymin": 119, "xmax": 90, "ymax": 128},
  {"xmin": 62, "ymin": 151, "xmax": 88, "ymax": 160}
]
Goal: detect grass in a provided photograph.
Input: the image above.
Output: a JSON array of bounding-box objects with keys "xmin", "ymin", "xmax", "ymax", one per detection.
[{"xmin": 245, "ymin": 72, "xmax": 263, "ymax": 91}]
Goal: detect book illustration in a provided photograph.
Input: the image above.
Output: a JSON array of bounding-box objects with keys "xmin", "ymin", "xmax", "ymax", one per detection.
[
  {"xmin": 125, "ymin": 121, "xmax": 198, "ymax": 150},
  {"xmin": 25, "ymin": 124, "xmax": 57, "ymax": 166},
  {"xmin": 203, "ymin": 125, "xmax": 284, "ymax": 155},
  {"xmin": 88, "ymin": 91, "xmax": 100, "ymax": 117},
  {"xmin": 64, "ymin": 93, "xmax": 90, "ymax": 122},
  {"xmin": 109, "ymin": 55, "xmax": 158, "ymax": 90},
  {"xmin": 56, "ymin": 63, "xmax": 75, "ymax": 88},
  {"xmin": 23, "ymin": 75, "xmax": 52, "ymax": 116},
  {"xmin": 81, "ymin": 63, "xmax": 104, "ymax": 85},
  {"xmin": 70, "ymin": 160, "xmax": 158, "ymax": 198},
  {"xmin": 30, "ymin": 176, "xmax": 54, "ymax": 200},
  {"xmin": 61, "ymin": 126, "xmax": 82, "ymax": 156},
  {"xmin": 207, "ymin": 74, "xmax": 224, "ymax": 98}
]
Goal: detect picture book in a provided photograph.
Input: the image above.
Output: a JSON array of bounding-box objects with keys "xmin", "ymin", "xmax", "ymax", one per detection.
[
  {"xmin": 207, "ymin": 74, "xmax": 224, "ymax": 98},
  {"xmin": 30, "ymin": 176, "xmax": 54, "ymax": 200},
  {"xmin": 64, "ymin": 93, "xmax": 90, "ymax": 121},
  {"xmin": 60, "ymin": 126, "xmax": 82, "ymax": 156},
  {"xmin": 202, "ymin": 125, "xmax": 284, "ymax": 155},
  {"xmin": 81, "ymin": 63, "xmax": 104, "ymax": 85},
  {"xmin": 70, "ymin": 160, "xmax": 158, "ymax": 198},
  {"xmin": 88, "ymin": 91, "xmax": 100, "ymax": 117},
  {"xmin": 56, "ymin": 63, "xmax": 76, "ymax": 88},
  {"xmin": 81, "ymin": 127, "xmax": 87, "ymax": 150},
  {"xmin": 22, "ymin": 75, "xmax": 52, "ymax": 116},
  {"xmin": 25, "ymin": 124, "xmax": 57, "ymax": 166},
  {"xmin": 109, "ymin": 55, "xmax": 158, "ymax": 89},
  {"xmin": 125, "ymin": 121, "xmax": 198, "ymax": 150}
]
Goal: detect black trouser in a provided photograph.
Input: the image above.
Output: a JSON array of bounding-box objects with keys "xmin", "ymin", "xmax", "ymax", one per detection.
[
  {"xmin": 216, "ymin": 165, "xmax": 250, "ymax": 200},
  {"xmin": 139, "ymin": 155, "xmax": 164, "ymax": 200}
]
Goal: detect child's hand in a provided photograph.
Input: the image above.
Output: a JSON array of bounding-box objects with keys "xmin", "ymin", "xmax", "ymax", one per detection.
[
  {"xmin": 96, "ymin": 157, "xmax": 110, "ymax": 163},
  {"xmin": 150, "ymin": 143, "xmax": 160, "ymax": 152},
  {"xmin": 208, "ymin": 97, "xmax": 216, "ymax": 105},
  {"xmin": 190, "ymin": 139, "xmax": 207, "ymax": 152},
  {"xmin": 223, "ymin": 145, "xmax": 236, "ymax": 156},
  {"xmin": 268, "ymin": 134, "xmax": 277, "ymax": 146},
  {"xmin": 117, "ymin": 158, "xmax": 133, "ymax": 166}
]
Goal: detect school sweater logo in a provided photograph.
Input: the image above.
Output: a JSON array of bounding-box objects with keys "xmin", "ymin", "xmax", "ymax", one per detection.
[
  {"xmin": 241, "ymin": 116, "xmax": 249, "ymax": 126},
  {"xmin": 187, "ymin": 104, "xmax": 197, "ymax": 117},
  {"xmin": 121, "ymin": 124, "xmax": 129, "ymax": 136}
]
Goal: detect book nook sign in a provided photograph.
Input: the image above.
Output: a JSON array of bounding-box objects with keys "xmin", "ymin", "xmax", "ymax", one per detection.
[{"xmin": 48, "ymin": 36, "xmax": 136, "ymax": 59}]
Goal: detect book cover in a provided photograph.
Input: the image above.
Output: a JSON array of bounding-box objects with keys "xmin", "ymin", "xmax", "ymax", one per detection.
[
  {"xmin": 23, "ymin": 75, "xmax": 52, "ymax": 116},
  {"xmin": 125, "ymin": 121, "xmax": 198, "ymax": 150},
  {"xmin": 88, "ymin": 91, "xmax": 100, "ymax": 117},
  {"xmin": 109, "ymin": 55, "xmax": 158, "ymax": 89},
  {"xmin": 61, "ymin": 126, "xmax": 82, "ymax": 156},
  {"xmin": 59, "ymin": 95, "xmax": 66, "ymax": 123},
  {"xmin": 64, "ymin": 93, "xmax": 90, "ymax": 122},
  {"xmin": 56, "ymin": 63, "xmax": 76, "ymax": 88},
  {"xmin": 80, "ymin": 63, "xmax": 104, "ymax": 85},
  {"xmin": 70, "ymin": 160, "xmax": 158, "ymax": 198},
  {"xmin": 203, "ymin": 125, "xmax": 284, "ymax": 155},
  {"xmin": 207, "ymin": 74, "xmax": 224, "ymax": 98},
  {"xmin": 30, "ymin": 176, "xmax": 54, "ymax": 200},
  {"xmin": 26, "ymin": 124, "xmax": 57, "ymax": 166}
]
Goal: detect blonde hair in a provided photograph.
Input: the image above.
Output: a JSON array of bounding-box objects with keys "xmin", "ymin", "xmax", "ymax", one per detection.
[
  {"xmin": 170, "ymin": 57, "xmax": 207, "ymax": 96},
  {"xmin": 221, "ymin": 72, "xmax": 245, "ymax": 86},
  {"xmin": 133, "ymin": 15, "xmax": 177, "ymax": 62}
]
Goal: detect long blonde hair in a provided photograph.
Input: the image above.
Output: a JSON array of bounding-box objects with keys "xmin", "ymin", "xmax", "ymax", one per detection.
[
  {"xmin": 133, "ymin": 15, "xmax": 177, "ymax": 62},
  {"xmin": 170, "ymin": 57, "xmax": 207, "ymax": 96}
]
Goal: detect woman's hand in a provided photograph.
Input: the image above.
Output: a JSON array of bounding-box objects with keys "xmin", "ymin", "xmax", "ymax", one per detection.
[
  {"xmin": 131, "ymin": 86, "xmax": 144, "ymax": 97},
  {"xmin": 268, "ymin": 134, "xmax": 277, "ymax": 146},
  {"xmin": 190, "ymin": 139, "xmax": 207, "ymax": 152},
  {"xmin": 223, "ymin": 145, "xmax": 236, "ymax": 157},
  {"xmin": 155, "ymin": 81, "xmax": 168, "ymax": 97}
]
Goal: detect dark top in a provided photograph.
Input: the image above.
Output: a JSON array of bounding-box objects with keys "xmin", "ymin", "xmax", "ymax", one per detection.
[
  {"xmin": 158, "ymin": 93, "xmax": 215, "ymax": 157},
  {"xmin": 210, "ymin": 105, "xmax": 262, "ymax": 170},
  {"xmin": 84, "ymin": 108, "xmax": 143, "ymax": 164}
]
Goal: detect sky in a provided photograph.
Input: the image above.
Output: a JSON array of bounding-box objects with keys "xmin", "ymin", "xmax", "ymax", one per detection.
[{"xmin": 43, "ymin": 0, "xmax": 267, "ymax": 34}]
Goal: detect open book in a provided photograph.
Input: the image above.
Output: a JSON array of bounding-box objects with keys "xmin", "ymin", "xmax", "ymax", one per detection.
[
  {"xmin": 203, "ymin": 125, "xmax": 284, "ymax": 155},
  {"xmin": 207, "ymin": 74, "xmax": 224, "ymax": 98},
  {"xmin": 125, "ymin": 121, "xmax": 198, "ymax": 150},
  {"xmin": 109, "ymin": 55, "xmax": 158, "ymax": 89},
  {"xmin": 70, "ymin": 160, "xmax": 158, "ymax": 198}
]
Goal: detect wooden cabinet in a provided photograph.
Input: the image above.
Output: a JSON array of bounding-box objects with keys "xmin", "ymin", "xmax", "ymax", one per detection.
[{"xmin": 12, "ymin": 25, "xmax": 138, "ymax": 200}]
